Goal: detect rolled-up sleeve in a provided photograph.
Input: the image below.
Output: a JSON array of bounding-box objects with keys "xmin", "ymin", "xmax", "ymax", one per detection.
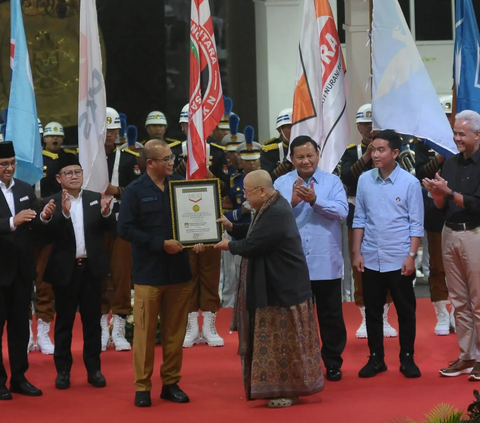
[
  {"xmin": 352, "ymin": 176, "xmax": 366, "ymax": 229},
  {"xmin": 408, "ymin": 179, "xmax": 425, "ymax": 237},
  {"xmin": 312, "ymin": 176, "xmax": 348, "ymax": 221}
]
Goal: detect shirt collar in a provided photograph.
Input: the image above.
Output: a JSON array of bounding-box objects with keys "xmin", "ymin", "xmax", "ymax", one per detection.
[
  {"xmin": 294, "ymin": 166, "xmax": 322, "ymax": 184},
  {"xmin": 459, "ymin": 147, "xmax": 480, "ymax": 164},
  {"xmin": 69, "ymin": 189, "xmax": 83, "ymax": 201},
  {"xmin": 372, "ymin": 163, "xmax": 400, "ymax": 184},
  {"xmin": 0, "ymin": 178, "xmax": 15, "ymax": 191}
]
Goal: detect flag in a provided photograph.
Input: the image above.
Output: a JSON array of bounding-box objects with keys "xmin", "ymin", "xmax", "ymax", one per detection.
[
  {"xmin": 78, "ymin": 0, "xmax": 108, "ymax": 192},
  {"xmin": 5, "ymin": 0, "xmax": 43, "ymax": 185},
  {"xmin": 372, "ymin": 0, "xmax": 457, "ymax": 157},
  {"xmin": 454, "ymin": 0, "xmax": 480, "ymax": 114},
  {"xmin": 291, "ymin": 0, "xmax": 349, "ymax": 173},
  {"xmin": 188, "ymin": 0, "xmax": 224, "ymax": 180}
]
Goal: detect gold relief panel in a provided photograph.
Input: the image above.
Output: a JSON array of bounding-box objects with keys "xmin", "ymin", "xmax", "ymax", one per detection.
[{"xmin": 0, "ymin": 1, "xmax": 105, "ymax": 128}]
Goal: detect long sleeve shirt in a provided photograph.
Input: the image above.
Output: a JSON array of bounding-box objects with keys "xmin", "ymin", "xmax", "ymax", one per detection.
[
  {"xmin": 274, "ymin": 167, "xmax": 348, "ymax": 280},
  {"xmin": 353, "ymin": 164, "xmax": 424, "ymax": 272}
]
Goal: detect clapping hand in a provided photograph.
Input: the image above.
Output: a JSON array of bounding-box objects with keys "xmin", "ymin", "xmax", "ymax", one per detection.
[
  {"xmin": 61, "ymin": 190, "xmax": 71, "ymax": 216},
  {"xmin": 13, "ymin": 209, "xmax": 37, "ymax": 226},
  {"xmin": 423, "ymin": 172, "xmax": 450, "ymax": 200},
  {"xmin": 41, "ymin": 199, "xmax": 56, "ymax": 221},
  {"xmin": 291, "ymin": 177, "xmax": 303, "ymax": 207},
  {"xmin": 101, "ymin": 191, "xmax": 114, "ymax": 216},
  {"xmin": 296, "ymin": 179, "xmax": 316, "ymax": 205}
]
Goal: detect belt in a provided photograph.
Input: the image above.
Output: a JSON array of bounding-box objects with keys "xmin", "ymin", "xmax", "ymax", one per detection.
[
  {"xmin": 445, "ymin": 221, "xmax": 480, "ymax": 231},
  {"xmin": 75, "ymin": 258, "xmax": 88, "ymax": 266}
]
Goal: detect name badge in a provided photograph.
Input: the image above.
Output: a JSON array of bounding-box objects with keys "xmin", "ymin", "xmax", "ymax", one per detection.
[
  {"xmin": 90, "ymin": 200, "xmax": 99, "ymax": 206},
  {"xmin": 20, "ymin": 196, "xmax": 29, "ymax": 202}
]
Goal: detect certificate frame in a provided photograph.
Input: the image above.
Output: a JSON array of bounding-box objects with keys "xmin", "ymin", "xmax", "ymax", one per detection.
[{"xmin": 169, "ymin": 178, "xmax": 223, "ymax": 248}]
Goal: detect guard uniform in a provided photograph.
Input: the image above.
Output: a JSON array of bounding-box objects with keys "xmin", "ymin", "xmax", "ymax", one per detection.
[{"xmin": 261, "ymin": 138, "xmax": 292, "ymax": 181}]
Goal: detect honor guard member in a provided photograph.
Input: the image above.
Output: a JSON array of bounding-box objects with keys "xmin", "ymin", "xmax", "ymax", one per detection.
[
  {"xmin": 413, "ymin": 96, "xmax": 452, "ymax": 336},
  {"xmin": 144, "ymin": 111, "xmax": 183, "ymax": 169},
  {"xmin": 225, "ymin": 127, "xmax": 261, "ymax": 225},
  {"xmin": 222, "ymin": 114, "xmax": 244, "ymax": 177},
  {"xmin": 261, "ymin": 108, "xmax": 294, "ymax": 181},
  {"xmin": 340, "ymin": 103, "xmax": 396, "ymax": 339},
  {"xmin": 31, "ymin": 121, "xmax": 77, "ymax": 356},
  {"xmin": 182, "ymin": 106, "xmax": 230, "ymax": 348},
  {"xmin": 101, "ymin": 107, "xmax": 142, "ymax": 352}
]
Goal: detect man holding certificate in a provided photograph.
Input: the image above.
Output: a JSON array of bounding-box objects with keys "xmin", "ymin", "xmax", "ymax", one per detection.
[{"xmin": 118, "ymin": 140, "xmax": 192, "ymax": 408}]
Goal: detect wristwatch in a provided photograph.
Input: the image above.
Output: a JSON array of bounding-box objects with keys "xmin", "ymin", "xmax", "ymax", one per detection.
[
  {"xmin": 446, "ymin": 190, "xmax": 455, "ymax": 201},
  {"xmin": 408, "ymin": 252, "xmax": 418, "ymax": 259}
]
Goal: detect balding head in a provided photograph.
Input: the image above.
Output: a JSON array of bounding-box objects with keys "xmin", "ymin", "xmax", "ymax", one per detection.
[
  {"xmin": 243, "ymin": 170, "xmax": 275, "ymax": 211},
  {"xmin": 143, "ymin": 139, "xmax": 169, "ymax": 159}
]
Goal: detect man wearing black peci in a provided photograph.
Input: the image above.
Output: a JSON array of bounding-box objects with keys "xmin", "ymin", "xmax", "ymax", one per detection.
[
  {"xmin": 0, "ymin": 141, "xmax": 49, "ymax": 400},
  {"xmin": 40, "ymin": 154, "xmax": 115, "ymax": 390}
]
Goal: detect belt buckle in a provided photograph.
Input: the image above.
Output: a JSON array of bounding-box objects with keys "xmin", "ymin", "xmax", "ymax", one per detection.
[{"xmin": 76, "ymin": 258, "xmax": 84, "ymax": 266}]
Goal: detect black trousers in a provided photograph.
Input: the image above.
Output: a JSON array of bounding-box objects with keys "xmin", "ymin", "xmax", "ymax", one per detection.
[
  {"xmin": 53, "ymin": 264, "xmax": 102, "ymax": 374},
  {"xmin": 311, "ymin": 279, "xmax": 346, "ymax": 368},
  {"xmin": 0, "ymin": 275, "xmax": 31, "ymax": 387},
  {"xmin": 363, "ymin": 268, "xmax": 416, "ymax": 358}
]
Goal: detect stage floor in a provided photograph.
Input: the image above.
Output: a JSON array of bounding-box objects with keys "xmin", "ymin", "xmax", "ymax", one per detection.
[{"xmin": 1, "ymin": 298, "xmax": 476, "ymax": 423}]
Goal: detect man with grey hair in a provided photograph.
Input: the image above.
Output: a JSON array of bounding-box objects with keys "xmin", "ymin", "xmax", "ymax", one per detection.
[{"xmin": 424, "ymin": 109, "xmax": 480, "ymax": 381}]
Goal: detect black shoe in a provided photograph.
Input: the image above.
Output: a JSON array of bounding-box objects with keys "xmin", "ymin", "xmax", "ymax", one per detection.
[
  {"xmin": 87, "ymin": 371, "xmax": 106, "ymax": 388},
  {"xmin": 55, "ymin": 372, "xmax": 71, "ymax": 389},
  {"xmin": 135, "ymin": 391, "xmax": 152, "ymax": 407},
  {"xmin": 325, "ymin": 366, "xmax": 342, "ymax": 381},
  {"xmin": 0, "ymin": 385, "xmax": 12, "ymax": 400},
  {"xmin": 400, "ymin": 353, "xmax": 421, "ymax": 378},
  {"xmin": 160, "ymin": 383, "xmax": 190, "ymax": 403},
  {"xmin": 358, "ymin": 353, "xmax": 388, "ymax": 378},
  {"xmin": 9, "ymin": 380, "xmax": 43, "ymax": 396}
]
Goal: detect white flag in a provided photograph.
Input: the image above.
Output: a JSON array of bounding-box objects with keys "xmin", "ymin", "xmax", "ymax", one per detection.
[
  {"xmin": 78, "ymin": 0, "xmax": 108, "ymax": 192},
  {"xmin": 372, "ymin": 0, "xmax": 457, "ymax": 156},
  {"xmin": 291, "ymin": 0, "xmax": 349, "ymax": 173}
]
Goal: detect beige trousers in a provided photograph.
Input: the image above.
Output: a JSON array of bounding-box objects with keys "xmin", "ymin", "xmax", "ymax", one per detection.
[
  {"xmin": 133, "ymin": 281, "xmax": 192, "ymax": 391},
  {"xmin": 442, "ymin": 226, "xmax": 480, "ymax": 360}
]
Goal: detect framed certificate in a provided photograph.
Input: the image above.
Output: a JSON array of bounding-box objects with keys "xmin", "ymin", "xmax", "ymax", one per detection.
[{"xmin": 169, "ymin": 179, "xmax": 223, "ymax": 247}]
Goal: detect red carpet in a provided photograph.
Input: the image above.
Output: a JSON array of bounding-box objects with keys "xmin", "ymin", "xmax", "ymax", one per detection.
[{"xmin": 1, "ymin": 298, "xmax": 477, "ymax": 423}]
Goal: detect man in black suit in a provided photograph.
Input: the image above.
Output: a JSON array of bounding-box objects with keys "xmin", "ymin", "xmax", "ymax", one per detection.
[
  {"xmin": 118, "ymin": 139, "xmax": 193, "ymax": 408},
  {"xmin": 40, "ymin": 154, "xmax": 115, "ymax": 390},
  {"xmin": 0, "ymin": 141, "xmax": 44, "ymax": 399}
]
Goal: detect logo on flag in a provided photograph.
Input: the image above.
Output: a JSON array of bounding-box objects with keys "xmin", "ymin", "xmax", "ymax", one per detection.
[
  {"xmin": 78, "ymin": 0, "xmax": 108, "ymax": 192},
  {"xmin": 187, "ymin": 0, "xmax": 224, "ymax": 180},
  {"xmin": 5, "ymin": 0, "xmax": 43, "ymax": 186},
  {"xmin": 291, "ymin": 0, "xmax": 349, "ymax": 173},
  {"xmin": 372, "ymin": 0, "xmax": 457, "ymax": 157},
  {"xmin": 454, "ymin": 0, "xmax": 480, "ymax": 114}
]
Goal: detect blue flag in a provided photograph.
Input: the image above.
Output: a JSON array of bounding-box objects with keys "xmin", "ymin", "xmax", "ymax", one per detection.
[
  {"xmin": 372, "ymin": 0, "xmax": 457, "ymax": 157},
  {"xmin": 455, "ymin": 0, "xmax": 480, "ymax": 113},
  {"xmin": 5, "ymin": 0, "xmax": 43, "ymax": 186}
]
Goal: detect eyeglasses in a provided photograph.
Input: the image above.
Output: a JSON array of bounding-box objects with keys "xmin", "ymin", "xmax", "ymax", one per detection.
[
  {"xmin": 242, "ymin": 186, "xmax": 261, "ymax": 195},
  {"xmin": 62, "ymin": 169, "xmax": 83, "ymax": 178},
  {"xmin": 149, "ymin": 154, "xmax": 176, "ymax": 163},
  {"xmin": 0, "ymin": 160, "xmax": 16, "ymax": 169}
]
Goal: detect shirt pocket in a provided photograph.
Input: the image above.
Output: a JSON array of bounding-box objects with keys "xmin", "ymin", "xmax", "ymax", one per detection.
[{"xmin": 140, "ymin": 201, "xmax": 163, "ymax": 228}]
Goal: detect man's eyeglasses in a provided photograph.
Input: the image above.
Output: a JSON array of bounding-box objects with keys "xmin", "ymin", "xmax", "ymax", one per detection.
[
  {"xmin": 150, "ymin": 154, "xmax": 176, "ymax": 163},
  {"xmin": 0, "ymin": 160, "xmax": 16, "ymax": 169},
  {"xmin": 242, "ymin": 186, "xmax": 261, "ymax": 195},
  {"xmin": 62, "ymin": 169, "xmax": 83, "ymax": 178}
]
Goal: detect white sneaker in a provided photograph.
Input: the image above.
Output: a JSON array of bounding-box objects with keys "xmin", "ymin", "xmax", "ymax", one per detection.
[
  {"xmin": 433, "ymin": 301, "xmax": 450, "ymax": 336},
  {"xmin": 111, "ymin": 315, "xmax": 131, "ymax": 351},
  {"xmin": 183, "ymin": 312, "xmax": 201, "ymax": 348},
  {"xmin": 356, "ymin": 306, "xmax": 368, "ymax": 338},
  {"xmin": 27, "ymin": 319, "xmax": 35, "ymax": 354},
  {"xmin": 101, "ymin": 314, "xmax": 110, "ymax": 352},
  {"xmin": 450, "ymin": 302, "xmax": 456, "ymax": 333},
  {"xmin": 383, "ymin": 303, "xmax": 398, "ymax": 338},
  {"xmin": 36, "ymin": 319, "xmax": 55, "ymax": 354},
  {"xmin": 201, "ymin": 311, "xmax": 224, "ymax": 347}
]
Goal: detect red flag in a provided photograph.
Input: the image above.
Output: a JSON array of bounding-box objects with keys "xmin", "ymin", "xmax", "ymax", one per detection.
[{"xmin": 188, "ymin": 0, "xmax": 224, "ymax": 180}]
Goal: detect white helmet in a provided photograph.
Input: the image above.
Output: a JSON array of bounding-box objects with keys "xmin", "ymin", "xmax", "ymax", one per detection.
[
  {"xmin": 43, "ymin": 122, "xmax": 64, "ymax": 137},
  {"xmin": 145, "ymin": 111, "xmax": 167, "ymax": 126},
  {"xmin": 179, "ymin": 104, "xmax": 189, "ymax": 123},
  {"xmin": 356, "ymin": 103, "xmax": 372, "ymax": 123},
  {"xmin": 106, "ymin": 107, "xmax": 121, "ymax": 129},
  {"xmin": 276, "ymin": 108, "xmax": 293, "ymax": 129},
  {"xmin": 38, "ymin": 118, "xmax": 43, "ymax": 135},
  {"xmin": 439, "ymin": 95, "xmax": 453, "ymax": 114}
]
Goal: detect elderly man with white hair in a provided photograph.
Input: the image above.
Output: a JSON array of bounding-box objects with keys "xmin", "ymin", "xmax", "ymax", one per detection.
[{"xmin": 424, "ymin": 110, "xmax": 480, "ymax": 381}]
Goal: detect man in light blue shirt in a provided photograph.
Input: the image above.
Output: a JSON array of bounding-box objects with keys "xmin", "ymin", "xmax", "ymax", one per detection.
[
  {"xmin": 274, "ymin": 136, "xmax": 348, "ymax": 382},
  {"xmin": 352, "ymin": 129, "xmax": 424, "ymax": 379}
]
